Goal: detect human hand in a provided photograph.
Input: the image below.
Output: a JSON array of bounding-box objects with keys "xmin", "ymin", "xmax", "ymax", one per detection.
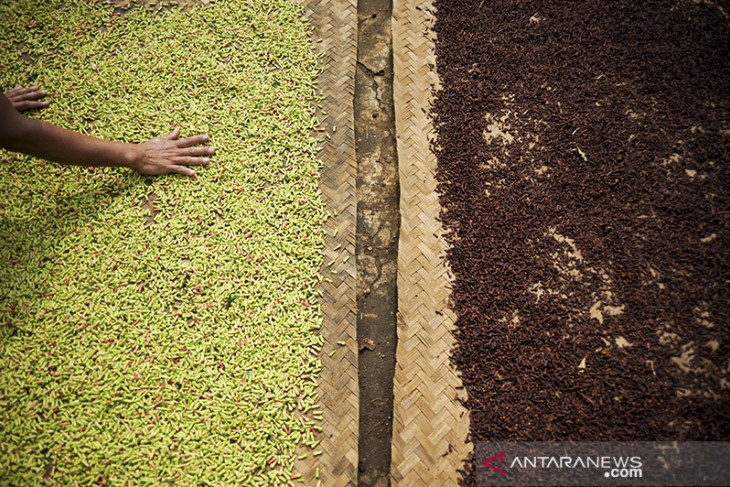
[
  {"xmin": 131, "ymin": 128, "xmax": 214, "ymax": 177},
  {"xmin": 3, "ymin": 85, "xmax": 49, "ymax": 111}
]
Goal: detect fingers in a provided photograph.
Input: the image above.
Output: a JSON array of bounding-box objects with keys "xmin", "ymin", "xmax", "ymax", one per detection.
[
  {"xmin": 171, "ymin": 165, "xmax": 197, "ymax": 177},
  {"xmin": 155, "ymin": 156, "xmax": 208, "ymax": 178},
  {"xmin": 13, "ymin": 100, "xmax": 49, "ymax": 111},
  {"xmin": 169, "ymin": 133, "xmax": 213, "ymax": 173},
  {"xmin": 3, "ymin": 86, "xmax": 26, "ymax": 97},
  {"xmin": 5, "ymin": 85, "xmax": 47, "ymax": 99},
  {"xmin": 4, "ymin": 85, "xmax": 49, "ymax": 112},
  {"xmin": 183, "ymin": 145, "xmax": 215, "ymax": 157},
  {"xmin": 136, "ymin": 130, "xmax": 213, "ymax": 178},
  {"xmin": 163, "ymin": 127, "xmax": 181, "ymax": 140},
  {"xmin": 176, "ymin": 133, "xmax": 210, "ymax": 148},
  {"xmin": 5, "ymin": 85, "xmax": 39, "ymax": 95},
  {"xmin": 175, "ymin": 155, "xmax": 211, "ymax": 167}
]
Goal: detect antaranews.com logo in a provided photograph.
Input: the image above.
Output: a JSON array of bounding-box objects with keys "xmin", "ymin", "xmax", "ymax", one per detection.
[
  {"xmin": 475, "ymin": 441, "xmax": 730, "ymax": 486},
  {"xmin": 483, "ymin": 450, "xmax": 643, "ymax": 479}
]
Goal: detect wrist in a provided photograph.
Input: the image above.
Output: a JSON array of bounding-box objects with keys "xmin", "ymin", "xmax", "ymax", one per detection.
[{"xmin": 123, "ymin": 143, "xmax": 142, "ymax": 171}]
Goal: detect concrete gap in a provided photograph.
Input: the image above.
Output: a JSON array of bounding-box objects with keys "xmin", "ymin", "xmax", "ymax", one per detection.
[{"xmin": 354, "ymin": 0, "xmax": 400, "ymax": 486}]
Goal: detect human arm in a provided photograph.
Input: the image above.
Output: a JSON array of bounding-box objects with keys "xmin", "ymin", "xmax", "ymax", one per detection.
[{"xmin": 0, "ymin": 91, "xmax": 213, "ymax": 176}]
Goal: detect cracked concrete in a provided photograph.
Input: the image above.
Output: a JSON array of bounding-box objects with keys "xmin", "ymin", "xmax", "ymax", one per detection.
[{"xmin": 355, "ymin": 0, "xmax": 399, "ymax": 486}]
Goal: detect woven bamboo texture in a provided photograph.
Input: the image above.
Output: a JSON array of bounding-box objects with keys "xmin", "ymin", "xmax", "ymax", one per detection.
[
  {"xmin": 293, "ymin": 0, "xmax": 359, "ymax": 485},
  {"xmin": 391, "ymin": 1, "xmax": 472, "ymax": 485}
]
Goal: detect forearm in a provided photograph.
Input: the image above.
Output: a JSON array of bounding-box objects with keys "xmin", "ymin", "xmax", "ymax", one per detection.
[
  {"xmin": 1, "ymin": 91, "xmax": 212, "ymax": 176},
  {"xmin": 3, "ymin": 115, "xmax": 137, "ymax": 169}
]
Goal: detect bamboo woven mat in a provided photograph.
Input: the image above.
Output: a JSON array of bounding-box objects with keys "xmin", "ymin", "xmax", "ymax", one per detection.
[
  {"xmin": 390, "ymin": 1, "xmax": 472, "ymax": 485},
  {"xmin": 293, "ymin": 0, "xmax": 359, "ymax": 485}
]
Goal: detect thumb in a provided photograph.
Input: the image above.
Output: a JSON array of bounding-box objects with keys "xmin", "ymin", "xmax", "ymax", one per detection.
[{"xmin": 163, "ymin": 127, "xmax": 181, "ymax": 140}]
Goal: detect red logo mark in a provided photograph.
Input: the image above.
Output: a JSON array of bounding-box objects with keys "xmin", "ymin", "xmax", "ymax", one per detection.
[{"xmin": 482, "ymin": 451, "xmax": 507, "ymax": 475}]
